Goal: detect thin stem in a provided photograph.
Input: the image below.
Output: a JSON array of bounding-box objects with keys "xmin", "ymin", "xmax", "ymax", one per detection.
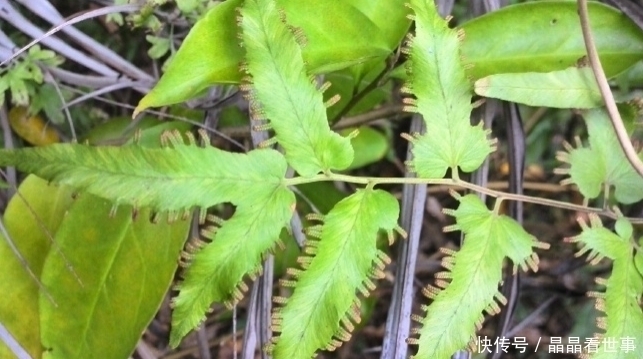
[
  {"xmin": 283, "ymin": 174, "xmax": 643, "ymax": 223},
  {"xmin": 577, "ymin": 0, "xmax": 643, "ymax": 179},
  {"xmin": 329, "ymin": 52, "xmax": 399, "ymax": 124}
]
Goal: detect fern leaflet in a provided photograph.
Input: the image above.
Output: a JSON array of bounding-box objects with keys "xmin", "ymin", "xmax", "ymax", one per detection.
[
  {"xmin": 567, "ymin": 215, "xmax": 643, "ymax": 359},
  {"xmin": 0, "ymin": 131, "xmax": 299, "ymax": 347},
  {"xmin": 411, "ymin": 193, "xmax": 548, "ymax": 358},
  {"xmin": 557, "ymin": 108, "xmax": 643, "ymax": 204},
  {"xmin": 170, "ymin": 185, "xmax": 295, "ymax": 346},
  {"xmin": 240, "ymin": 0, "xmax": 354, "ymax": 177},
  {"xmin": 0, "ymin": 131, "xmax": 289, "ymax": 214},
  {"xmin": 270, "ymin": 188, "xmax": 402, "ymax": 358},
  {"xmin": 404, "ymin": 0, "xmax": 494, "ymax": 179}
]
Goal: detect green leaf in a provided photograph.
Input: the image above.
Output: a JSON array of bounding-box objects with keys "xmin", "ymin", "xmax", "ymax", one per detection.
[
  {"xmin": 176, "ymin": 0, "xmax": 201, "ymax": 13},
  {"xmin": 413, "ymin": 194, "xmax": 546, "ymax": 359},
  {"xmin": 240, "ymin": 0, "xmax": 353, "ymax": 176},
  {"xmin": 460, "ymin": 1, "xmax": 643, "ymax": 80},
  {"xmin": 0, "ymin": 140, "xmax": 289, "ymax": 213},
  {"xmin": 279, "ymin": 1, "xmax": 387, "ymax": 74},
  {"xmin": 271, "ymin": 188, "xmax": 400, "ymax": 358},
  {"xmin": 9, "ymin": 75, "xmax": 30, "ymax": 106},
  {"xmin": 170, "ymin": 185, "xmax": 295, "ymax": 346},
  {"xmin": 296, "ymin": 182, "xmax": 346, "ymax": 214},
  {"xmin": 134, "ymin": 0, "xmax": 409, "ymax": 114},
  {"xmin": 474, "ymin": 66, "xmax": 603, "ymax": 109},
  {"xmin": 146, "ymin": 35, "xmax": 171, "ymax": 60},
  {"xmin": 567, "ymin": 215, "xmax": 643, "ymax": 359},
  {"xmin": 30, "ymin": 84, "xmax": 66, "ymax": 125},
  {"xmin": 0, "ymin": 176, "xmax": 74, "ymax": 359},
  {"xmin": 324, "ymin": 66, "xmax": 392, "ymax": 121},
  {"xmin": 557, "ymin": 108, "xmax": 643, "ymax": 204},
  {"xmin": 347, "ymin": 0, "xmax": 411, "ymax": 56},
  {"xmin": 405, "ymin": 0, "xmax": 494, "ymax": 178},
  {"xmin": 39, "ymin": 194, "xmax": 190, "ymax": 359},
  {"xmin": 134, "ymin": 0, "xmax": 243, "ymax": 115},
  {"xmin": 80, "ymin": 116, "xmax": 163, "ymax": 145},
  {"xmin": 343, "ymin": 126, "xmax": 389, "ymax": 170}
]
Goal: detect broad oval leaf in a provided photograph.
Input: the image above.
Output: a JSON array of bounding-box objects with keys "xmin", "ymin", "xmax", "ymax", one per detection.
[
  {"xmin": 135, "ymin": 0, "xmax": 243, "ymax": 115},
  {"xmin": 135, "ymin": 0, "xmax": 409, "ymax": 114},
  {"xmin": 39, "ymin": 194, "xmax": 190, "ymax": 359},
  {"xmin": 460, "ymin": 1, "xmax": 643, "ymax": 80},
  {"xmin": 271, "ymin": 188, "xmax": 400, "ymax": 358},
  {"xmin": 474, "ymin": 66, "xmax": 603, "ymax": 109},
  {"xmin": 344, "ymin": 126, "xmax": 389, "ymax": 170},
  {"xmin": 0, "ymin": 176, "xmax": 74, "ymax": 359}
]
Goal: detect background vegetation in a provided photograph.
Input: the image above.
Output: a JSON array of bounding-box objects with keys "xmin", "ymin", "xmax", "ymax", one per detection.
[{"xmin": 1, "ymin": 0, "xmax": 643, "ymax": 358}]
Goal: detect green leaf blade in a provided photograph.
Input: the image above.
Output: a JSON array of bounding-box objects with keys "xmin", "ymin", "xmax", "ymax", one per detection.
[
  {"xmin": 241, "ymin": 0, "xmax": 353, "ymax": 176},
  {"xmin": 460, "ymin": 1, "xmax": 643, "ymax": 80},
  {"xmin": 561, "ymin": 108, "xmax": 643, "ymax": 204},
  {"xmin": 0, "ymin": 176, "xmax": 74, "ymax": 359},
  {"xmin": 568, "ymin": 216, "xmax": 643, "ymax": 359},
  {"xmin": 474, "ymin": 67, "xmax": 603, "ymax": 109},
  {"xmin": 272, "ymin": 189, "xmax": 399, "ymax": 358},
  {"xmin": 170, "ymin": 186, "xmax": 295, "ymax": 346},
  {"xmin": 0, "ymin": 144, "xmax": 289, "ymax": 212},
  {"xmin": 406, "ymin": 0, "xmax": 494, "ymax": 178},
  {"xmin": 134, "ymin": 0, "xmax": 244, "ymax": 116},
  {"xmin": 39, "ymin": 194, "xmax": 190, "ymax": 359},
  {"xmin": 135, "ymin": 0, "xmax": 409, "ymax": 114},
  {"xmin": 414, "ymin": 194, "xmax": 544, "ymax": 358}
]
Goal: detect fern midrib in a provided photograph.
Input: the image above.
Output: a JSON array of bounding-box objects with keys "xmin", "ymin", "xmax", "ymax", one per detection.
[{"xmin": 43, "ymin": 161, "xmax": 273, "ymax": 184}]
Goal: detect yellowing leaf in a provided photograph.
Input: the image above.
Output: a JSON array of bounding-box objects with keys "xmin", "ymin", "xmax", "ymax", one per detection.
[
  {"xmin": 8, "ymin": 107, "xmax": 59, "ymax": 146},
  {"xmin": 0, "ymin": 176, "xmax": 74, "ymax": 359},
  {"xmin": 39, "ymin": 194, "xmax": 190, "ymax": 359}
]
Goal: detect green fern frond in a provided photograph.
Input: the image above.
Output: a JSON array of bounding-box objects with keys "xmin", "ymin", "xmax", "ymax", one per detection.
[
  {"xmin": 556, "ymin": 108, "xmax": 643, "ymax": 204},
  {"xmin": 270, "ymin": 188, "xmax": 400, "ymax": 358},
  {"xmin": 404, "ymin": 0, "xmax": 494, "ymax": 179},
  {"xmin": 0, "ymin": 136, "xmax": 289, "ymax": 213},
  {"xmin": 412, "ymin": 194, "xmax": 548, "ymax": 358},
  {"xmin": 239, "ymin": 0, "xmax": 354, "ymax": 177},
  {"xmin": 567, "ymin": 215, "xmax": 643, "ymax": 359},
  {"xmin": 170, "ymin": 185, "xmax": 295, "ymax": 347}
]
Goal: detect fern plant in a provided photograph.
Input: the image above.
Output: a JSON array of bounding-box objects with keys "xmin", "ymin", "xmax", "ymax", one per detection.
[{"xmin": 1, "ymin": 0, "xmax": 643, "ymax": 358}]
